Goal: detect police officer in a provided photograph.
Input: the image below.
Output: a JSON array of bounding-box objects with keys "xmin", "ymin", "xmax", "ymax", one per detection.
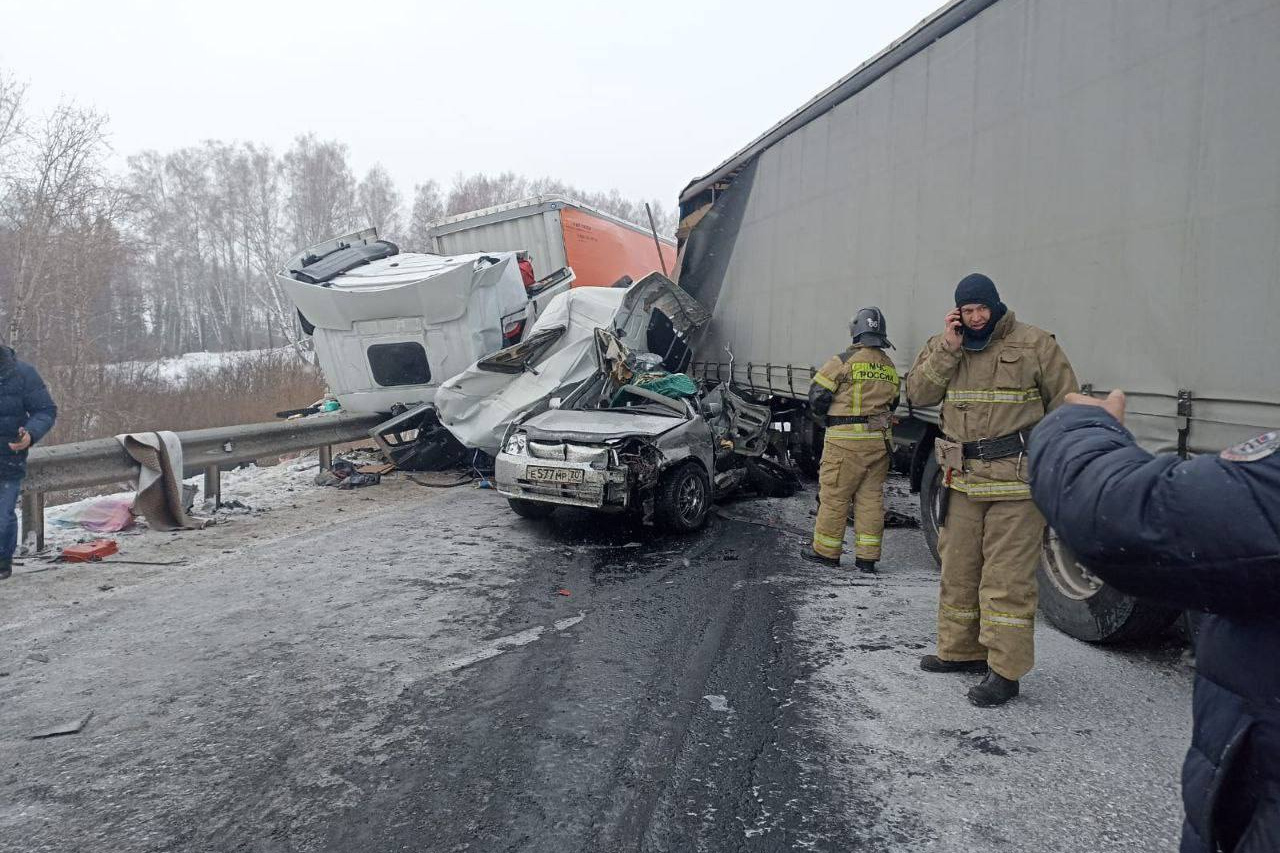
[
  {"xmin": 1029, "ymin": 390, "xmax": 1280, "ymax": 853},
  {"xmin": 906, "ymin": 273, "xmax": 1077, "ymax": 706},
  {"xmin": 801, "ymin": 307, "xmax": 899, "ymax": 573}
]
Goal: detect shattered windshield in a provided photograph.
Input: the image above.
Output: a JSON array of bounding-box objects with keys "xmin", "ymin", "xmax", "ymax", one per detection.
[{"xmin": 476, "ymin": 326, "xmax": 566, "ymax": 374}]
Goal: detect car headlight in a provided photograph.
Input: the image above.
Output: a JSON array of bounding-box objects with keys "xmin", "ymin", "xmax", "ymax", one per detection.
[{"xmin": 504, "ymin": 432, "xmax": 528, "ymax": 456}]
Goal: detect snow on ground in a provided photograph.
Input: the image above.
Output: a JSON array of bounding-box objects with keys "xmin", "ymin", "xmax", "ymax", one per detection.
[
  {"xmin": 109, "ymin": 347, "xmax": 303, "ymax": 385},
  {"xmin": 775, "ymin": 475, "xmax": 1190, "ymax": 851}
]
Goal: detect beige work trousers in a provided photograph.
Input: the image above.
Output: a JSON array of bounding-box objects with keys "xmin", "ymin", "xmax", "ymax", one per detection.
[
  {"xmin": 936, "ymin": 490, "xmax": 1044, "ymax": 680},
  {"xmin": 812, "ymin": 440, "xmax": 890, "ymax": 561}
]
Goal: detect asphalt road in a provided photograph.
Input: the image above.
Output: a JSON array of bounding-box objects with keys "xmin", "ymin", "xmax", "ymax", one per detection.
[{"xmin": 0, "ymin": 472, "xmax": 1190, "ymax": 852}]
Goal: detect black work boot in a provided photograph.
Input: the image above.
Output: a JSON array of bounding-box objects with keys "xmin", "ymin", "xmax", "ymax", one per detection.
[
  {"xmin": 799, "ymin": 546, "xmax": 840, "ymax": 568},
  {"xmin": 854, "ymin": 558, "xmax": 878, "ymax": 574},
  {"xmin": 967, "ymin": 671, "xmax": 1020, "ymax": 707},
  {"xmin": 919, "ymin": 654, "xmax": 988, "ymax": 674},
  {"xmin": 0, "ymin": 557, "xmax": 11, "ymax": 580}
]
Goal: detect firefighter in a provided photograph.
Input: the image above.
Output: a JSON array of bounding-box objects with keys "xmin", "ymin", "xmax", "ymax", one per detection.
[
  {"xmin": 1029, "ymin": 391, "xmax": 1280, "ymax": 853},
  {"xmin": 905, "ymin": 273, "xmax": 1077, "ymax": 707},
  {"xmin": 801, "ymin": 307, "xmax": 900, "ymax": 573}
]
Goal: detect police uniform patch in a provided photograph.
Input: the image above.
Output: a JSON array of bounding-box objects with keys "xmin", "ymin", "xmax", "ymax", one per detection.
[{"xmin": 1220, "ymin": 431, "xmax": 1280, "ymax": 463}]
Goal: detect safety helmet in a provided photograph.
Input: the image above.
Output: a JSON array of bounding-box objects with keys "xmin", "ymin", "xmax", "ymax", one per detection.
[{"xmin": 849, "ymin": 306, "xmax": 892, "ymax": 349}]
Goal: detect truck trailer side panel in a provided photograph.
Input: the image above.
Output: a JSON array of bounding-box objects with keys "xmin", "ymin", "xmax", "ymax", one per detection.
[{"xmin": 680, "ymin": 0, "xmax": 1280, "ymax": 455}]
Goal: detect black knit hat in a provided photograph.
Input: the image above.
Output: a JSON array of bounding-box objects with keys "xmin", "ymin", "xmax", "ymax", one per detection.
[
  {"xmin": 952, "ymin": 273, "xmax": 1008, "ymax": 351},
  {"xmin": 954, "ymin": 273, "xmax": 1001, "ymax": 309}
]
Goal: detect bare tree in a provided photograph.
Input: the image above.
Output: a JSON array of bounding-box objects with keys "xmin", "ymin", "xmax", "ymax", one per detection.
[
  {"xmin": 406, "ymin": 179, "xmax": 443, "ymax": 249},
  {"xmin": 356, "ymin": 163, "xmax": 404, "ymax": 239},
  {"xmin": 445, "ymin": 171, "xmax": 529, "ymax": 215},
  {"xmin": 283, "ymin": 134, "xmax": 355, "ymax": 248},
  {"xmin": 0, "ymin": 101, "xmax": 112, "ymax": 349},
  {"xmin": 0, "ymin": 70, "xmax": 26, "ymax": 171}
]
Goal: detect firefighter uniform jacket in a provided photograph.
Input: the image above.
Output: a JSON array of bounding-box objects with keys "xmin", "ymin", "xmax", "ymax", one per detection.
[
  {"xmin": 906, "ymin": 311, "xmax": 1077, "ymax": 500},
  {"xmin": 1030, "ymin": 405, "xmax": 1280, "ymax": 853},
  {"xmin": 810, "ymin": 346, "xmax": 900, "ymax": 445}
]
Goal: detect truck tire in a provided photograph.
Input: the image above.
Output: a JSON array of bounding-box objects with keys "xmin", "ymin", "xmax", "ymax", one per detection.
[
  {"xmin": 923, "ymin": 455, "xmax": 1177, "ymax": 644},
  {"xmin": 1037, "ymin": 526, "xmax": 1179, "ymax": 644},
  {"xmin": 919, "ymin": 453, "xmax": 944, "ymax": 566},
  {"xmin": 795, "ymin": 417, "xmax": 824, "ymax": 477},
  {"xmin": 508, "ymin": 498, "xmax": 556, "ymax": 520},
  {"xmin": 656, "ymin": 461, "xmax": 711, "ymax": 532}
]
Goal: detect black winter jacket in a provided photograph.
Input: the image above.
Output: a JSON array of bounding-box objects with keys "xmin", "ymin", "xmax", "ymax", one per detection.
[
  {"xmin": 0, "ymin": 347, "xmax": 57, "ymax": 480},
  {"xmin": 1029, "ymin": 405, "xmax": 1280, "ymax": 853}
]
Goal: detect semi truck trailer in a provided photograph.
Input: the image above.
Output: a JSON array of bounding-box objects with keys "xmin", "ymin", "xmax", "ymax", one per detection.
[{"xmin": 674, "ymin": 0, "xmax": 1280, "ymax": 642}]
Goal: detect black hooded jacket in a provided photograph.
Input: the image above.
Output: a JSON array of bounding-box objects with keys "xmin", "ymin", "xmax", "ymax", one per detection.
[
  {"xmin": 0, "ymin": 347, "xmax": 57, "ymax": 479},
  {"xmin": 1029, "ymin": 405, "xmax": 1280, "ymax": 853}
]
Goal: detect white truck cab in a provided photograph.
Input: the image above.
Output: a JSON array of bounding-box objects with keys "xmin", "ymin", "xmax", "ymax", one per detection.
[{"xmin": 278, "ymin": 228, "xmax": 571, "ymax": 414}]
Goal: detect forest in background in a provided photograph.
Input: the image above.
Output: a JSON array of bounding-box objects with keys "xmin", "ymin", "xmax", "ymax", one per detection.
[{"xmin": 0, "ymin": 70, "xmax": 678, "ymax": 444}]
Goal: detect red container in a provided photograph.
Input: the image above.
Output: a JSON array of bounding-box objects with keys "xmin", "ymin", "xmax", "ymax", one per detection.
[{"xmin": 60, "ymin": 540, "xmax": 119, "ymax": 562}]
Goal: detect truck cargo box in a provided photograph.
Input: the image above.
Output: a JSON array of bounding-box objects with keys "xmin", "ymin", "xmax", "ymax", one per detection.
[{"xmin": 426, "ymin": 195, "xmax": 677, "ymax": 289}]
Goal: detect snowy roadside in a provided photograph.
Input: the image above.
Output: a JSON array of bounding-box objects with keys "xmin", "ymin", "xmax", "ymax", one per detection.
[
  {"xmin": 774, "ymin": 476, "xmax": 1191, "ymax": 851},
  {"xmin": 22, "ymin": 450, "xmax": 376, "ymax": 558},
  {"xmin": 107, "ymin": 347, "xmax": 304, "ymax": 385}
]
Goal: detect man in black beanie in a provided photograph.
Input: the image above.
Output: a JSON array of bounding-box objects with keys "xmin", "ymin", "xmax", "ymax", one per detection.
[{"xmin": 905, "ymin": 273, "xmax": 1077, "ymax": 707}]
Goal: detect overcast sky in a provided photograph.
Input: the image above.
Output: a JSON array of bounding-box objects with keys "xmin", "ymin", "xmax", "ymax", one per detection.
[{"xmin": 0, "ymin": 0, "xmax": 943, "ymax": 206}]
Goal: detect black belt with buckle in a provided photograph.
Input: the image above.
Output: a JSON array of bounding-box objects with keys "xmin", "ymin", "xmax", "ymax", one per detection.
[
  {"xmin": 826, "ymin": 415, "xmax": 871, "ymax": 426},
  {"xmin": 962, "ymin": 429, "xmax": 1031, "ymax": 461}
]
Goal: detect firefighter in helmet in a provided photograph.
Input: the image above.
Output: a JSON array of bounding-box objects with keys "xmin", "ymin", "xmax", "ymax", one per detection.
[{"xmin": 802, "ymin": 307, "xmax": 900, "ymax": 573}]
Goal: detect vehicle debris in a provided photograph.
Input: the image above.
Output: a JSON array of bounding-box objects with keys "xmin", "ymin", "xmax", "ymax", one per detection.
[
  {"xmin": 435, "ymin": 271, "xmax": 709, "ymax": 457},
  {"xmin": 60, "ymin": 540, "xmax": 120, "ymax": 562},
  {"xmin": 30, "ymin": 711, "xmax": 94, "ymax": 740}
]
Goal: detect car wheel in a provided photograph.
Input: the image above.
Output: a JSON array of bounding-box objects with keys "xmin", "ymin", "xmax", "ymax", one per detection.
[
  {"xmin": 656, "ymin": 462, "xmax": 710, "ymax": 532},
  {"xmin": 508, "ymin": 498, "xmax": 556, "ymax": 520}
]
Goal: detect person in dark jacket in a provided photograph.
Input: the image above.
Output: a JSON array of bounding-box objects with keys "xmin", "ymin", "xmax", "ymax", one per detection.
[
  {"xmin": 1029, "ymin": 389, "xmax": 1279, "ymax": 853},
  {"xmin": 0, "ymin": 346, "xmax": 57, "ymax": 579}
]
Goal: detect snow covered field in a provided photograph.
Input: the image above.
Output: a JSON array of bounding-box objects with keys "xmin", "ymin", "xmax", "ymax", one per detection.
[{"xmin": 109, "ymin": 347, "xmax": 305, "ymax": 385}]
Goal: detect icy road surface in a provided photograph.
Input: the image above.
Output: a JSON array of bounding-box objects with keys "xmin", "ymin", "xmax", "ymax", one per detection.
[{"xmin": 0, "ymin": 467, "xmax": 1189, "ymax": 851}]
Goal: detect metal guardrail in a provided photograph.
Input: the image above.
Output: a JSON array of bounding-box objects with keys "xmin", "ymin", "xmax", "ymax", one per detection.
[{"xmin": 21, "ymin": 412, "xmax": 384, "ymax": 552}]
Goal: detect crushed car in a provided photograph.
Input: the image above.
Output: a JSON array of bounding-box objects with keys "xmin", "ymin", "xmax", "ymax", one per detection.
[
  {"xmin": 494, "ymin": 328, "xmax": 799, "ymax": 531},
  {"xmin": 433, "ymin": 272, "xmax": 709, "ymax": 456}
]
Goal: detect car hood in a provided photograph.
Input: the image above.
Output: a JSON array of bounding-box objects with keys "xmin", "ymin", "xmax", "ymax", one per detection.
[{"xmin": 519, "ymin": 409, "xmax": 685, "ymax": 443}]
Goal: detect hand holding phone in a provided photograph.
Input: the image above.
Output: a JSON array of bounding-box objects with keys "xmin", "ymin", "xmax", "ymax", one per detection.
[{"xmin": 943, "ymin": 308, "xmax": 964, "ymax": 351}]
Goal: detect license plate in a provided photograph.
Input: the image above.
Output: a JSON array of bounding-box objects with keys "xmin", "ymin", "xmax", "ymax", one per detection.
[{"xmin": 526, "ymin": 466, "xmax": 584, "ymax": 483}]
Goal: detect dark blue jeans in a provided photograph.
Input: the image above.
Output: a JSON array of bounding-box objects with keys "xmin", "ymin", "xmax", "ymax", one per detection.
[{"xmin": 0, "ymin": 478, "xmax": 21, "ymax": 561}]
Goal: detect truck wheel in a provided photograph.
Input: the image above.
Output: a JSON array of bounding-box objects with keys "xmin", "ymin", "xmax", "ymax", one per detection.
[
  {"xmin": 656, "ymin": 462, "xmax": 710, "ymax": 532},
  {"xmin": 795, "ymin": 417, "xmax": 824, "ymax": 477},
  {"xmin": 508, "ymin": 498, "xmax": 556, "ymax": 520},
  {"xmin": 919, "ymin": 454, "xmax": 944, "ymax": 566},
  {"xmin": 1037, "ymin": 527, "xmax": 1179, "ymax": 644}
]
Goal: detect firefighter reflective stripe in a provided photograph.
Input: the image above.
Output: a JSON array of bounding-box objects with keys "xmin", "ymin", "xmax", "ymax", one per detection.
[
  {"xmin": 946, "ymin": 388, "xmax": 1042, "ymax": 404},
  {"xmin": 812, "ymin": 372, "xmax": 837, "ymax": 391},
  {"xmin": 949, "ymin": 479, "xmax": 1032, "ymax": 498},
  {"xmin": 813, "ymin": 530, "xmax": 844, "ymax": 550},
  {"xmin": 941, "ymin": 603, "xmax": 980, "ymax": 623},
  {"xmin": 982, "ymin": 610, "xmax": 1035, "ymax": 629},
  {"xmin": 855, "ymin": 533, "xmax": 882, "ymax": 547},
  {"xmin": 826, "ymin": 426, "xmax": 892, "ymax": 440}
]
